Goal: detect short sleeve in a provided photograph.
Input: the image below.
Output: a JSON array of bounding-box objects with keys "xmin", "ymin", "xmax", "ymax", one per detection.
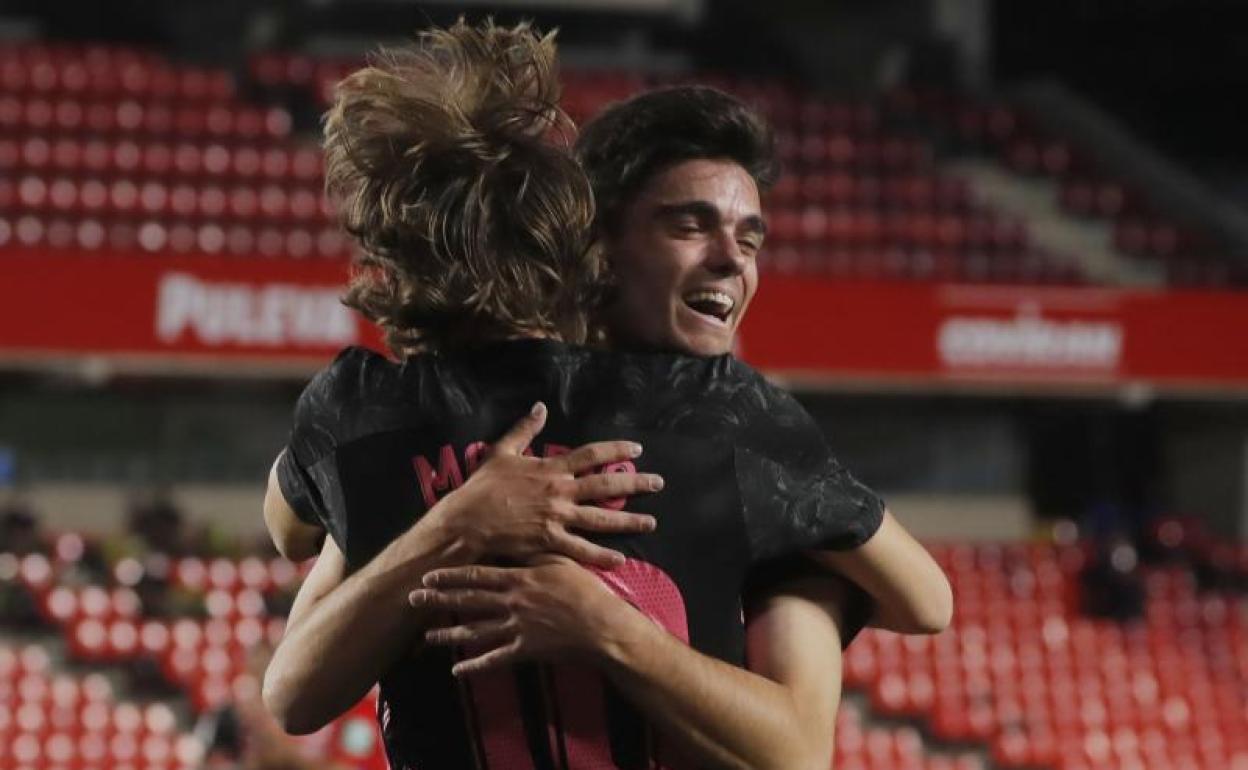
[
  {"xmin": 276, "ymin": 346, "xmax": 372, "ymax": 531},
  {"xmin": 275, "ymin": 449, "xmax": 324, "ymax": 527},
  {"xmin": 737, "ymin": 445, "xmax": 885, "ymax": 561},
  {"xmin": 725, "ymin": 365, "xmax": 885, "ymax": 560}
]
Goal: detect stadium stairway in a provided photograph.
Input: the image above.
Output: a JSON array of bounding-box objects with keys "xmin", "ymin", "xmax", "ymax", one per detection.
[{"xmin": 941, "ymin": 158, "xmax": 1161, "ymax": 287}]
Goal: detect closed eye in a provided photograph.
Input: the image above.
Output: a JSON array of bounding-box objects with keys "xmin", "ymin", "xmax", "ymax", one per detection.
[{"xmin": 670, "ymin": 218, "xmax": 705, "ymax": 236}]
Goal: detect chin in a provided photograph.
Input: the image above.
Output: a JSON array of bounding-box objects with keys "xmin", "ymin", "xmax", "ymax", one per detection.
[{"xmin": 678, "ymin": 335, "xmax": 733, "ymax": 357}]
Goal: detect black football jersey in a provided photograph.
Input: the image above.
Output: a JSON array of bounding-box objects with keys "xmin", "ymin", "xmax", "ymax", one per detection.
[{"xmin": 277, "ymin": 340, "xmax": 884, "ymax": 770}]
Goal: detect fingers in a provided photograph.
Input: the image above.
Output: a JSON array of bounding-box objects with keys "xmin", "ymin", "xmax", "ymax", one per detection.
[
  {"xmin": 425, "ymin": 618, "xmax": 514, "ymax": 647},
  {"xmin": 567, "ymin": 506, "xmax": 657, "ymax": 535},
  {"xmin": 408, "ymin": 588, "xmax": 509, "ymax": 614},
  {"xmin": 548, "ymin": 531, "xmax": 627, "ymax": 569},
  {"xmin": 452, "ymin": 641, "xmax": 523, "ymax": 677},
  {"xmin": 557, "ymin": 440, "xmax": 643, "ymax": 475},
  {"xmin": 492, "ymin": 402, "xmax": 548, "ymax": 457},
  {"xmin": 422, "ymin": 565, "xmax": 516, "ymax": 590},
  {"xmin": 573, "ymin": 471, "xmax": 664, "ymax": 502}
]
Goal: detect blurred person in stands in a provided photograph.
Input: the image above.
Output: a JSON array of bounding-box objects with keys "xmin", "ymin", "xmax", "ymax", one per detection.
[
  {"xmin": 0, "ymin": 496, "xmax": 46, "ymax": 626},
  {"xmin": 262, "ymin": 19, "xmax": 949, "ymax": 769},
  {"xmin": 1080, "ymin": 533, "xmax": 1145, "ymax": 621},
  {"xmin": 126, "ymin": 487, "xmax": 190, "ymax": 555},
  {"xmin": 0, "ymin": 497, "xmax": 41, "ymax": 555}
]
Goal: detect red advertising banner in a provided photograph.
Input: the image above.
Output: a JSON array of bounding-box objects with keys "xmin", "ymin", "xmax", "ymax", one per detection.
[
  {"xmin": 740, "ymin": 276, "xmax": 1248, "ymax": 391},
  {"xmin": 0, "ymin": 252, "xmax": 383, "ymax": 371},
  {"xmin": 2, "ymin": 252, "xmax": 1247, "ymax": 392}
]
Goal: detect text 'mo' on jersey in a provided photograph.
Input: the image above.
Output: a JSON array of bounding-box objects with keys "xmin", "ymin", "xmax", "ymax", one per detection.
[{"xmin": 277, "ymin": 340, "xmax": 884, "ymax": 770}]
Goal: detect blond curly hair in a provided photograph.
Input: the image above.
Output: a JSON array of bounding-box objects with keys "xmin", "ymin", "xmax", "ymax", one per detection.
[{"xmin": 324, "ymin": 19, "xmax": 609, "ymax": 353}]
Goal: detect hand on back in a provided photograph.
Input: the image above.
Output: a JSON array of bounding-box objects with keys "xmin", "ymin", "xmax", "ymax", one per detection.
[
  {"xmin": 410, "ymin": 555, "xmax": 630, "ymax": 675},
  {"xmin": 426, "ymin": 402, "xmax": 663, "ymax": 569}
]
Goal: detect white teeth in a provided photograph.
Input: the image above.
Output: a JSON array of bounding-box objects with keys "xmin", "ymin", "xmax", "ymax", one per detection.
[{"xmin": 682, "ymin": 290, "xmax": 735, "ymax": 314}]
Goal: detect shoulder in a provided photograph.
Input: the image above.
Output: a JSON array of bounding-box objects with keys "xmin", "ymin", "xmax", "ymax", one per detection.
[
  {"xmin": 291, "ymin": 345, "xmax": 402, "ymax": 445},
  {"xmin": 712, "ymin": 357, "xmax": 827, "ymax": 465},
  {"xmin": 580, "ymin": 349, "xmax": 822, "ymax": 455},
  {"xmin": 308, "ymin": 345, "xmax": 397, "ymax": 399}
]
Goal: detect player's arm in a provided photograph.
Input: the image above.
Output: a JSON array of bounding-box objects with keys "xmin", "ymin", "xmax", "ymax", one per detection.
[
  {"xmin": 603, "ymin": 577, "xmax": 847, "ymax": 770},
  {"xmin": 263, "ymin": 406, "xmax": 661, "ymax": 734},
  {"xmin": 264, "ymin": 453, "xmax": 325, "ymax": 562},
  {"xmin": 745, "ymin": 379, "xmax": 952, "ymax": 636},
  {"xmin": 811, "ymin": 508, "xmax": 952, "ymax": 634},
  {"xmin": 415, "ymin": 560, "xmax": 845, "ymax": 770},
  {"xmin": 741, "ymin": 576, "xmax": 846, "ymax": 770},
  {"xmin": 262, "ymin": 507, "xmax": 471, "ymax": 735}
]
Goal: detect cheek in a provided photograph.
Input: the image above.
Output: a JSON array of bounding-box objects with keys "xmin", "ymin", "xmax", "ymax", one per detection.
[
  {"xmin": 740, "ymin": 268, "xmax": 760, "ymax": 313},
  {"xmin": 623, "ymin": 256, "xmax": 683, "ymax": 305}
]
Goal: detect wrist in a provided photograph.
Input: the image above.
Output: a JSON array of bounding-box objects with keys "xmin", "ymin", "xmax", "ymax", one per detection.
[
  {"xmin": 590, "ymin": 599, "xmax": 663, "ymax": 670},
  {"xmin": 390, "ymin": 510, "xmax": 482, "ymax": 584}
]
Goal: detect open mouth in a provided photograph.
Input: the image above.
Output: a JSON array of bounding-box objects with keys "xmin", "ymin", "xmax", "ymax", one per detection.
[{"xmin": 682, "ymin": 289, "xmax": 735, "ymax": 324}]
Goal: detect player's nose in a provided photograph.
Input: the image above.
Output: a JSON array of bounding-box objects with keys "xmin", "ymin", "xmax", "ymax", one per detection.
[{"xmin": 704, "ymin": 230, "xmax": 747, "ymax": 275}]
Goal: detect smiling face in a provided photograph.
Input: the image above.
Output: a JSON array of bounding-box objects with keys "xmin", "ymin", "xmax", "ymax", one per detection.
[{"xmin": 602, "ymin": 159, "xmax": 765, "ymax": 356}]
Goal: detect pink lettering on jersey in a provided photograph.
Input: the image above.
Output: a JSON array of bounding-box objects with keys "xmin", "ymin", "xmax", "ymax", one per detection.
[
  {"xmin": 549, "ymin": 664, "xmax": 614, "ymax": 769},
  {"xmin": 413, "ymin": 444, "xmax": 465, "ymax": 507},
  {"xmin": 464, "ymin": 441, "xmax": 489, "ymax": 476},
  {"xmin": 463, "ymin": 655, "xmax": 537, "ymax": 770},
  {"xmin": 596, "ymin": 460, "xmax": 636, "ymax": 511},
  {"xmin": 412, "ymin": 441, "xmax": 639, "ymax": 510},
  {"xmin": 467, "ymin": 558, "xmax": 691, "ymax": 769}
]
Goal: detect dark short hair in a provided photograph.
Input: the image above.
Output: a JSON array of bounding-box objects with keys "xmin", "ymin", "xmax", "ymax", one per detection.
[
  {"xmin": 574, "ymin": 85, "xmax": 780, "ymax": 235},
  {"xmin": 325, "ymin": 19, "xmax": 608, "ymax": 354}
]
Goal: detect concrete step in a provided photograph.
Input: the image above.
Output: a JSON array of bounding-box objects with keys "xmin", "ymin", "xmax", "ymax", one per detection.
[{"xmin": 943, "ymin": 158, "xmax": 1163, "ymax": 289}]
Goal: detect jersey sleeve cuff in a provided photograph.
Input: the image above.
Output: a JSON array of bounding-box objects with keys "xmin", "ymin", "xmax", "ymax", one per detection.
[
  {"xmin": 816, "ymin": 493, "xmax": 886, "ymax": 551},
  {"xmin": 275, "ymin": 448, "xmax": 325, "ymax": 527}
]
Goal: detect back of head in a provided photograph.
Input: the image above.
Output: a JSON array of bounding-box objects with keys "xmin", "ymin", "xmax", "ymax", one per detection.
[
  {"xmin": 574, "ymin": 85, "xmax": 779, "ymax": 236},
  {"xmin": 325, "ymin": 19, "xmax": 606, "ymax": 353}
]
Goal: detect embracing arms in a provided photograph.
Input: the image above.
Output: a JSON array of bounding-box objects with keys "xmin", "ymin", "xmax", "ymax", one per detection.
[
  {"xmin": 261, "ymin": 405, "xmax": 662, "ymax": 734},
  {"xmin": 261, "ymin": 513, "xmax": 461, "ymax": 734},
  {"xmin": 814, "ymin": 508, "xmax": 952, "ymax": 634},
  {"xmin": 415, "ymin": 559, "xmax": 847, "ymax": 770}
]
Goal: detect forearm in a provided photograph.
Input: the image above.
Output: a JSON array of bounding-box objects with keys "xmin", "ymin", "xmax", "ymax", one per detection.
[
  {"xmin": 263, "ymin": 516, "xmax": 475, "ymax": 733},
  {"xmin": 813, "ymin": 509, "xmax": 953, "ymax": 634},
  {"xmin": 594, "ymin": 611, "xmax": 825, "ymax": 770}
]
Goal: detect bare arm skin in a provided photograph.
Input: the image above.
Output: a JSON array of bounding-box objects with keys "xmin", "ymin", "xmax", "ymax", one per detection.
[
  {"xmin": 262, "ymin": 405, "xmax": 663, "ymax": 734},
  {"xmin": 262, "ymin": 510, "xmax": 468, "ymax": 734},
  {"xmin": 264, "ymin": 454, "xmax": 325, "ymax": 562},
  {"xmin": 742, "ymin": 576, "xmax": 846, "ymax": 770},
  {"xmin": 812, "ymin": 509, "xmax": 953, "ymax": 634},
  {"xmin": 409, "ymin": 503, "xmax": 947, "ymax": 767},
  {"xmin": 416, "ymin": 559, "xmax": 848, "ymax": 770}
]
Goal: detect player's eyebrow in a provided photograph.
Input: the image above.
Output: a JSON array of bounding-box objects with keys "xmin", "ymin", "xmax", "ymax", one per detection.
[
  {"xmin": 740, "ymin": 214, "xmax": 767, "ymax": 237},
  {"xmin": 654, "ymin": 201, "xmax": 768, "ymax": 236}
]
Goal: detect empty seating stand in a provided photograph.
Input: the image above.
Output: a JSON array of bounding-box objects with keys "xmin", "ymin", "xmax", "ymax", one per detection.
[
  {"xmin": 2, "ymin": 42, "xmax": 1090, "ymax": 286},
  {"xmin": 845, "ymin": 542, "xmax": 1248, "ymax": 770}
]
